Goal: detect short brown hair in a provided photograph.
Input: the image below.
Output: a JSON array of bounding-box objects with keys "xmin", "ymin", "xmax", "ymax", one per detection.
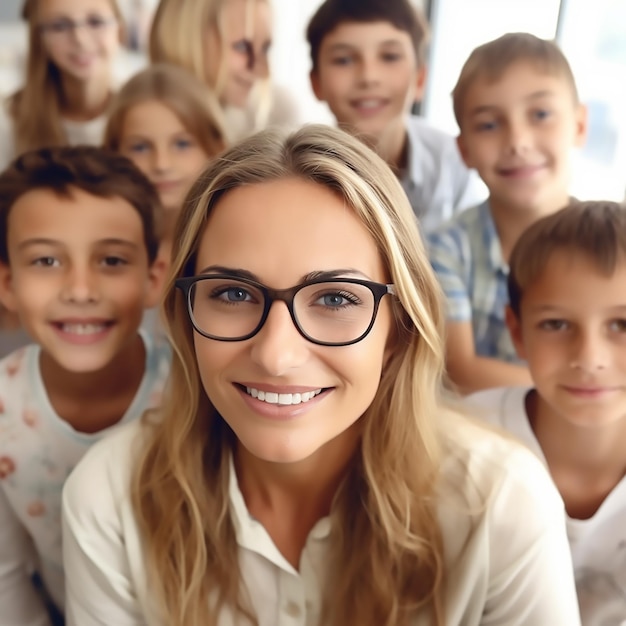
[
  {"xmin": 508, "ymin": 200, "xmax": 626, "ymax": 317},
  {"xmin": 452, "ymin": 32, "xmax": 578, "ymax": 129},
  {"xmin": 0, "ymin": 145, "xmax": 162, "ymax": 264},
  {"xmin": 306, "ymin": 0, "xmax": 429, "ymax": 71}
]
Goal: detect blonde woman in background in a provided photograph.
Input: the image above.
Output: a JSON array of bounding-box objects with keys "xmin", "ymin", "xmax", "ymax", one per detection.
[
  {"xmin": 0, "ymin": 0, "xmax": 123, "ymax": 171},
  {"xmin": 149, "ymin": 0, "xmax": 301, "ymax": 143},
  {"xmin": 63, "ymin": 125, "xmax": 580, "ymax": 626}
]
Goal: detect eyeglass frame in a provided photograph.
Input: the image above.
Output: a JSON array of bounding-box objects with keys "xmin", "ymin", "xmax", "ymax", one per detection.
[
  {"xmin": 38, "ymin": 16, "xmax": 118, "ymax": 38},
  {"xmin": 175, "ymin": 274, "xmax": 396, "ymax": 347}
]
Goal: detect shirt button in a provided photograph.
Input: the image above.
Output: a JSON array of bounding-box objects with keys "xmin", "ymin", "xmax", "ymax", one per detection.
[{"xmin": 285, "ymin": 601, "xmax": 302, "ymax": 618}]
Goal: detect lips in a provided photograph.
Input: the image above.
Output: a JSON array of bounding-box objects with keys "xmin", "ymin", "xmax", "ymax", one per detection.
[{"xmin": 497, "ymin": 164, "xmax": 546, "ymax": 178}]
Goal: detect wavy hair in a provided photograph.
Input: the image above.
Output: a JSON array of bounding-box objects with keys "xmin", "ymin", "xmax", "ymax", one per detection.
[
  {"xmin": 103, "ymin": 63, "xmax": 226, "ymax": 159},
  {"xmin": 8, "ymin": 0, "xmax": 122, "ymax": 155},
  {"xmin": 132, "ymin": 124, "xmax": 447, "ymax": 625}
]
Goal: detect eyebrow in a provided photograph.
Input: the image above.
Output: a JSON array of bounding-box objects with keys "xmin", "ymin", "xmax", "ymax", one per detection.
[
  {"xmin": 325, "ymin": 39, "xmax": 404, "ymax": 53},
  {"xmin": 16, "ymin": 238, "xmax": 141, "ymax": 251},
  {"xmin": 196, "ymin": 265, "xmax": 373, "ymax": 282},
  {"xmin": 468, "ymin": 90, "xmax": 556, "ymax": 117}
]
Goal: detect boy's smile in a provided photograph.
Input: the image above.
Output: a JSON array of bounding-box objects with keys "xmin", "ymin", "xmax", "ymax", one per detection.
[
  {"xmin": 457, "ymin": 61, "xmax": 587, "ymax": 215},
  {"xmin": 311, "ymin": 21, "xmax": 425, "ymax": 144},
  {"xmin": 509, "ymin": 249, "xmax": 626, "ymax": 429},
  {"xmin": 0, "ymin": 187, "xmax": 162, "ymax": 375}
]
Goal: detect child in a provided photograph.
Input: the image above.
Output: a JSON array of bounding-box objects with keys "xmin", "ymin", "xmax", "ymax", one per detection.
[
  {"xmin": 0, "ymin": 146, "xmax": 170, "ymax": 625},
  {"xmin": 149, "ymin": 0, "xmax": 301, "ymax": 143},
  {"xmin": 468, "ymin": 200, "xmax": 626, "ymax": 625},
  {"xmin": 103, "ymin": 63, "xmax": 226, "ymax": 263},
  {"xmin": 0, "ymin": 0, "xmax": 122, "ymax": 171},
  {"xmin": 306, "ymin": 0, "xmax": 486, "ymax": 232},
  {"xmin": 427, "ymin": 32, "xmax": 588, "ymax": 394},
  {"xmin": 62, "ymin": 125, "xmax": 580, "ymax": 625}
]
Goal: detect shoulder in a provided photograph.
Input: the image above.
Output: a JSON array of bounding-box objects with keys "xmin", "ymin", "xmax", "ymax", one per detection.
[
  {"xmin": 439, "ymin": 411, "xmax": 559, "ymax": 518},
  {"xmin": 405, "ymin": 115, "xmax": 457, "ymax": 147},
  {"xmin": 63, "ymin": 420, "xmax": 148, "ymax": 517},
  {"xmin": 0, "ymin": 344, "xmax": 36, "ymax": 389}
]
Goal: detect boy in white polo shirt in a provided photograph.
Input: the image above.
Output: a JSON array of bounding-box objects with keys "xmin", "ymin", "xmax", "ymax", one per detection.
[
  {"xmin": 306, "ymin": 0, "xmax": 485, "ymax": 232},
  {"xmin": 469, "ymin": 200, "xmax": 626, "ymax": 625}
]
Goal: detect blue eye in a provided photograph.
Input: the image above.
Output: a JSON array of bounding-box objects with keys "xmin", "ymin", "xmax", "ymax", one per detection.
[
  {"xmin": 128, "ymin": 143, "xmax": 150, "ymax": 154},
  {"xmin": 314, "ymin": 290, "xmax": 361, "ymax": 309},
  {"xmin": 532, "ymin": 109, "xmax": 551, "ymax": 121},
  {"xmin": 174, "ymin": 138, "xmax": 193, "ymax": 150}
]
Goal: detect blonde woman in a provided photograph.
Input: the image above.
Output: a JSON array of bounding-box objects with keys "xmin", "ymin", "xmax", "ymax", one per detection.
[
  {"xmin": 0, "ymin": 0, "xmax": 123, "ymax": 171},
  {"xmin": 62, "ymin": 125, "xmax": 581, "ymax": 626},
  {"xmin": 149, "ymin": 0, "xmax": 300, "ymax": 143},
  {"xmin": 104, "ymin": 63, "xmax": 226, "ymax": 263}
]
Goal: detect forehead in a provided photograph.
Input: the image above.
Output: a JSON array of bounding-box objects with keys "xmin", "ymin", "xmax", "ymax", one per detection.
[
  {"xmin": 121, "ymin": 100, "xmax": 188, "ymax": 137},
  {"xmin": 463, "ymin": 61, "xmax": 574, "ymax": 113},
  {"xmin": 7, "ymin": 187, "xmax": 144, "ymax": 247},
  {"xmin": 220, "ymin": 0, "xmax": 271, "ymax": 38},
  {"xmin": 195, "ymin": 177, "xmax": 387, "ymax": 286},
  {"xmin": 37, "ymin": 0, "xmax": 115, "ymax": 17},
  {"xmin": 320, "ymin": 20, "xmax": 414, "ymax": 53}
]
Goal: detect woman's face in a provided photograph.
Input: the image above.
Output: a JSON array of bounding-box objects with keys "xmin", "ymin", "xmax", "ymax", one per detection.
[
  {"xmin": 190, "ymin": 177, "xmax": 395, "ymax": 467},
  {"xmin": 37, "ymin": 0, "xmax": 120, "ymax": 83},
  {"xmin": 204, "ymin": 0, "xmax": 272, "ymax": 108}
]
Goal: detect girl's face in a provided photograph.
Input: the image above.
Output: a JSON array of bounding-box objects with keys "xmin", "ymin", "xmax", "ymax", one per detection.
[
  {"xmin": 37, "ymin": 0, "xmax": 120, "ymax": 83},
  {"xmin": 118, "ymin": 100, "xmax": 210, "ymax": 213},
  {"xmin": 204, "ymin": 0, "xmax": 272, "ymax": 108},
  {"xmin": 190, "ymin": 177, "xmax": 395, "ymax": 468}
]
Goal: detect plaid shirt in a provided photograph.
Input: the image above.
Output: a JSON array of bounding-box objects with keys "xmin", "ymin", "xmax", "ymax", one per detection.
[{"xmin": 426, "ymin": 201, "xmax": 520, "ymax": 362}]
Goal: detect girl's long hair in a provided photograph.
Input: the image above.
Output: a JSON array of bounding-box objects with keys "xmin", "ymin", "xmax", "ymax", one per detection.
[
  {"xmin": 9, "ymin": 0, "xmax": 122, "ymax": 155},
  {"xmin": 103, "ymin": 63, "xmax": 226, "ymax": 159},
  {"xmin": 132, "ymin": 124, "xmax": 447, "ymax": 626}
]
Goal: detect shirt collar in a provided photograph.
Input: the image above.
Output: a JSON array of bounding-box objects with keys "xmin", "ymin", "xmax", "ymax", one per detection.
[{"xmin": 403, "ymin": 115, "xmax": 424, "ymax": 187}]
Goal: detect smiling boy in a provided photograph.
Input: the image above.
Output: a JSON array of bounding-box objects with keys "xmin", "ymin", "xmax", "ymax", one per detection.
[
  {"xmin": 427, "ymin": 32, "xmax": 587, "ymax": 394},
  {"xmin": 468, "ymin": 200, "xmax": 626, "ymax": 625},
  {"xmin": 306, "ymin": 0, "xmax": 486, "ymax": 232},
  {"xmin": 0, "ymin": 146, "xmax": 169, "ymax": 625}
]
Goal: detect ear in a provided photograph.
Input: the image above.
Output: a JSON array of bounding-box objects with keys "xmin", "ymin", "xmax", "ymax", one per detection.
[
  {"xmin": 573, "ymin": 102, "xmax": 588, "ymax": 148},
  {"xmin": 144, "ymin": 256, "xmax": 168, "ymax": 309},
  {"xmin": 456, "ymin": 133, "xmax": 474, "ymax": 169},
  {"xmin": 413, "ymin": 65, "xmax": 428, "ymax": 103},
  {"xmin": 0, "ymin": 263, "xmax": 17, "ymax": 313},
  {"xmin": 505, "ymin": 305, "xmax": 527, "ymax": 361},
  {"xmin": 310, "ymin": 69, "xmax": 325, "ymax": 102}
]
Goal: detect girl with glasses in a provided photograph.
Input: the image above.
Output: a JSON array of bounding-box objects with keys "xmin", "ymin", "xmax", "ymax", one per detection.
[
  {"xmin": 0, "ymin": 0, "xmax": 122, "ymax": 172},
  {"xmin": 149, "ymin": 0, "xmax": 301, "ymax": 144},
  {"xmin": 63, "ymin": 124, "xmax": 580, "ymax": 625}
]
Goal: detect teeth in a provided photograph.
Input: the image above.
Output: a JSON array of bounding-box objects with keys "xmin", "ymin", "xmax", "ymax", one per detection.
[
  {"xmin": 245, "ymin": 387, "xmax": 323, "ymax": 405},
  {"xmin": 61, "ymin": 323, "xmax": 106, "ymax": 335}
]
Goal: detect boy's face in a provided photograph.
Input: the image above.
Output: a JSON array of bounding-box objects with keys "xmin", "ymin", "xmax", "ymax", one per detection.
[
  {"xmin": 310, "ymin": 21, "xmax": 425, "ymax": 142},
  {"xmin": 457, "ymin": 61, "xmax": 587, "ymax": 213},
  {"xmin": 0, "ymin": 187, "xmax": 163, "ymax": 374},
  {"xmin": 507, "ymin": 249, "xmax": 626, "ymax": 429}
]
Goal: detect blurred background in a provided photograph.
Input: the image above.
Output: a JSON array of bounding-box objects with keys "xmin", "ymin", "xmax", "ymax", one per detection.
[{"xmin": 1, "ymin": 0, "xmax": 624, "ymax": 201}]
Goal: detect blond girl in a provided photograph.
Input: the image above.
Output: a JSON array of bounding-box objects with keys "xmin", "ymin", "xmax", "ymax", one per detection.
[
  {"xmin": 149, "ymin": 0, "xmax": 300, "ymax": 143},
  {"xmin": 63, "ymin": 125, "xmax": 580, "ymax": 626},
  {"xmin": 104, "ymin": 63, "xmax": 225, "ymax": 262},
  {"xmin": 0, "ymin": 0, "xmax": 123, "ymax": 171}
]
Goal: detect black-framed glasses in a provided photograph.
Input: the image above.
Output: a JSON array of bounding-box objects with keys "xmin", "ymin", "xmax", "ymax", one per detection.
[
  {"xmin": 39, "ymin": 15, "xmax": 118, "ymax": 38},
  {"xmin": 175, "ymin": 274, "xmax": 396, "ymax": 347}
]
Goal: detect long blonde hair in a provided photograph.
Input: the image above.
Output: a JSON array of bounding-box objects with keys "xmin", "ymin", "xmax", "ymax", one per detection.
[
  {"xmin": 132, "ymin": 124, "xmax": 447, "ymax": 626},
  {"xmin": 8, "ymin": 0, "xmax": 122, "ymax": 155},
  {"xmin": 103, "ymin": 63, "xmax": 226, "ymax": 159},
  {"xmin": 149, "ymin": 0, "xmax": 270, "ymax": 126}
]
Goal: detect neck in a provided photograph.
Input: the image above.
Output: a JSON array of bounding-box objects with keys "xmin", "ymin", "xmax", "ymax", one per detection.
[
  {"xmin": 360, "ymin": 119, "xmax": 407, "ymax": 174},
  {"xmin": 490, "ymin": 191, "xmax": 570, "ymax": 262},
  {"xmin": 530, "ymin": 391, "xmax": 626, "ymax": 478},
  {"xmin": 60, "ymin": 73, "xmax": 112, "ymax": 121},
  {"xmin": 39, "ymin": 332, "xmax": 145, "ymax": 409}
]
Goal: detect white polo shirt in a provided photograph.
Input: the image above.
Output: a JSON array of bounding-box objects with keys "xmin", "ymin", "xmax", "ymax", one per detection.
[{"xmin": 62, "ymin": 412, "xmax": 581, "ymax": 625}]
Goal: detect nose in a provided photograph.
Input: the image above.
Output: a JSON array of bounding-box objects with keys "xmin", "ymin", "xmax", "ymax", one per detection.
[
  {"xmin": 152, "ymin": 146, "xmax": 172, "ymax": 173},
  {"xmin": 60, "ymin": 265, "xmax": 99, "ymax": 304},
  {"xmin": 69, "ymin": 22, "xmax": 91, "ymax": 49},
  {"xmin": 249, "ymin": 301, "xmax": 309, "ymax": 376},
  {"xmin": 570, "ymin": 329, "xmax": 608, "ymax": 372},
  {"xmin": 505, "ymin": 119, "xmax": 533, "ymax": 155},
  {"xmin": 358, "ymin": 58, "xmax": 382, "ymax": 86}
]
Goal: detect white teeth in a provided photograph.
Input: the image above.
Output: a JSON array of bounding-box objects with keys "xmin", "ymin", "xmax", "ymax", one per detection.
[
  {"xmin": 61, "ymin": 323, "xmax": 106, "ymax": 335},
  {"xmin": 245, "ymin": 387, "xmax": 323, "ymax": 405}
]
